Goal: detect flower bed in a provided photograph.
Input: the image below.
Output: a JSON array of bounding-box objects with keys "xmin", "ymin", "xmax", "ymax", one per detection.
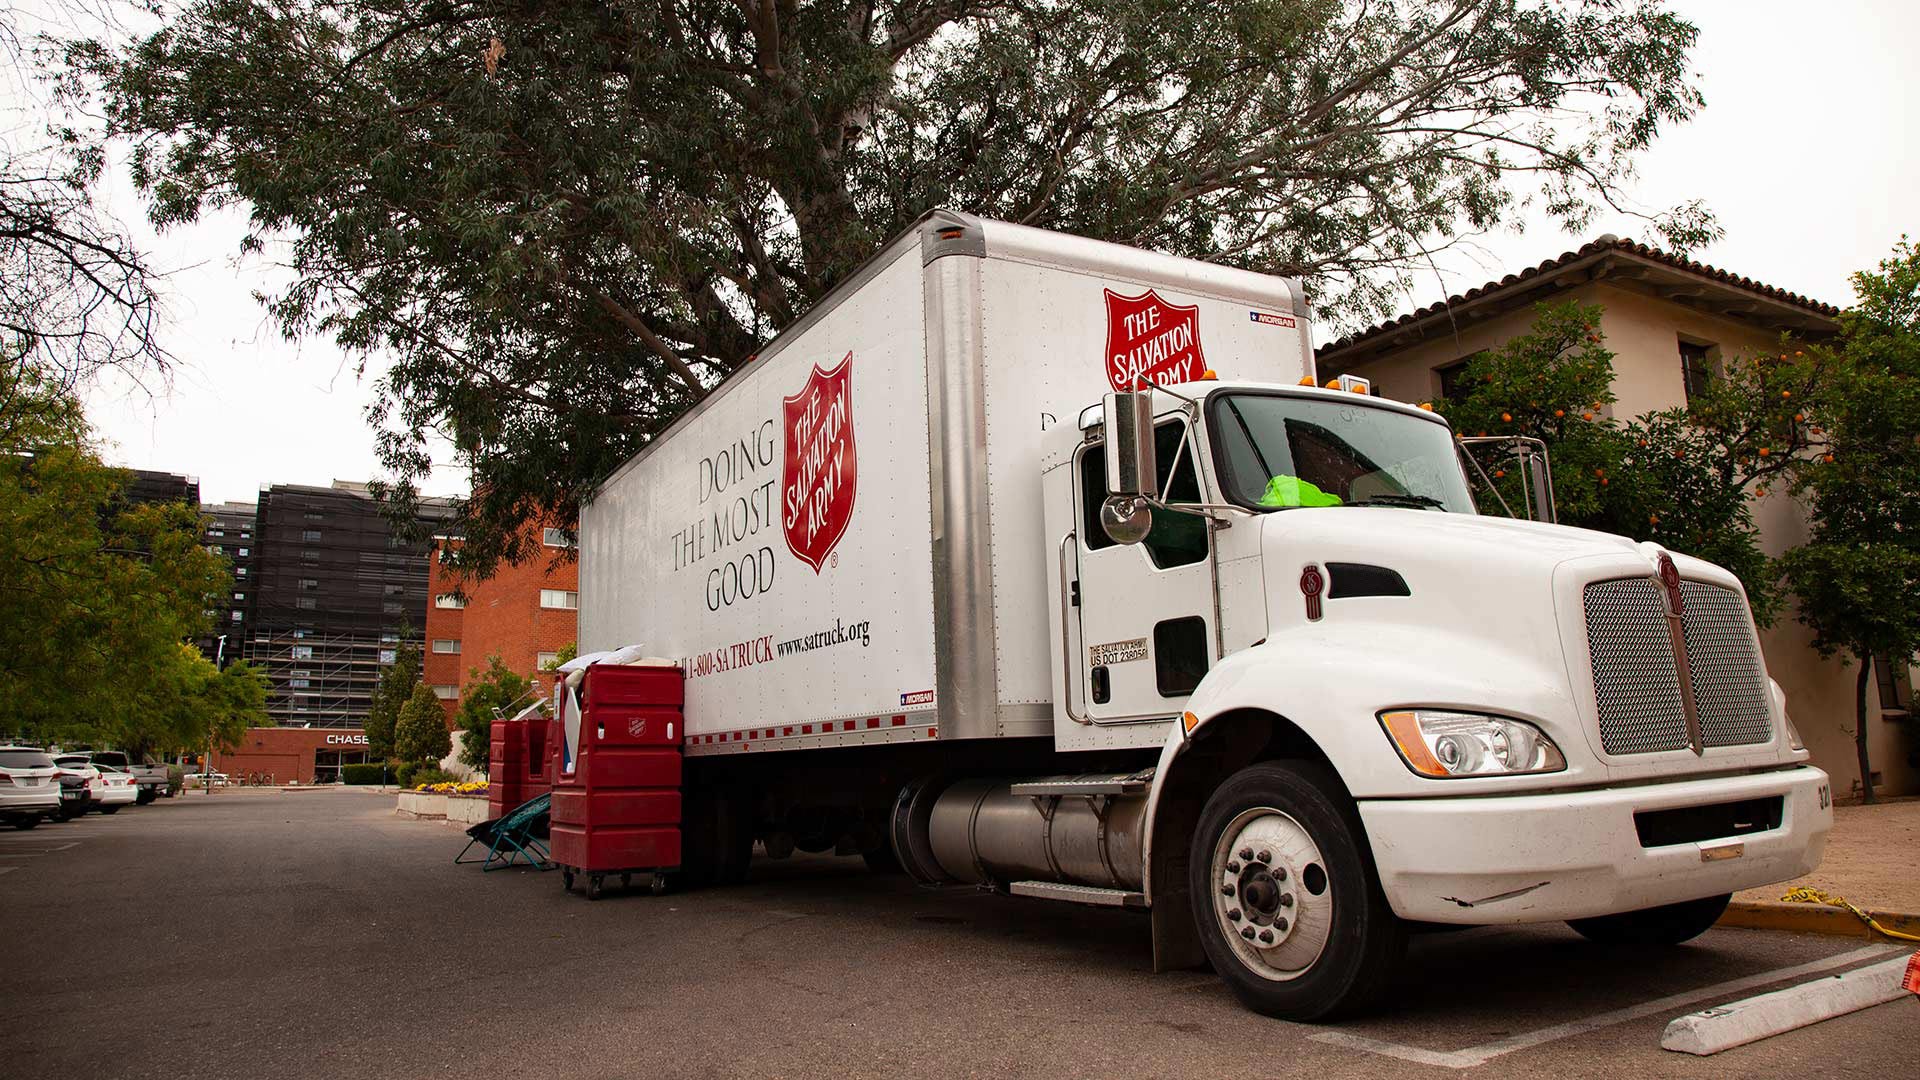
[{"xmin": 413, "ymin": 780, "xmax": 488, "ymax": 795}]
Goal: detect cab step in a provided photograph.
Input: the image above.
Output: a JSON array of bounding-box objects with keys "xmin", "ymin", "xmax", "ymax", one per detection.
[{"xmin": 1008, "ymin": 881, "xmax": 1148, "ymax": 908}]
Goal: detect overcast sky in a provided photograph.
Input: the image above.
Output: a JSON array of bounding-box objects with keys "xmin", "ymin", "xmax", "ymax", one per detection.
[{"xmin": 57, "ymin": 1, "xmax": 1920, "ymax": 505}]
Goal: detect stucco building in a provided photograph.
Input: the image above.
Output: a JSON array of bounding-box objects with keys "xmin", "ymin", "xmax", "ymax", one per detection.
[{"xmin": 1318, "ymin": 235, "xmax": 1915, "ymax": 797}]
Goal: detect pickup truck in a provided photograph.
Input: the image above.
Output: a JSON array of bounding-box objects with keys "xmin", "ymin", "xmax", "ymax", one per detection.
[{"xmin": 84, "ymin": 752, "xmax": 171, "ymax": 804}]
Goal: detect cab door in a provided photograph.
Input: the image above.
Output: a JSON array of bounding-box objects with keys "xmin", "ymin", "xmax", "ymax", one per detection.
[{"xmin": 1072, "ymin": 420, "xmax": 1217, "ymax": 723}]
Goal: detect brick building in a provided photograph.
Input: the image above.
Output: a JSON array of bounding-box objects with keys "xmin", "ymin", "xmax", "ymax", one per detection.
[{"xmin": 425, "ymin": 526, "xmax": 579, "ymax": 727}]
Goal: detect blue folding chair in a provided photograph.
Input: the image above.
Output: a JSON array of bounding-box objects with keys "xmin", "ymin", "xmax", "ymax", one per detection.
[{"xmin": 455, "ymin": 792, "xmax": 552, "ymax": 871}]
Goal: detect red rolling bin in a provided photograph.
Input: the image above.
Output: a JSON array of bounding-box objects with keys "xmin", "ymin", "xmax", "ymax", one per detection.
[{"xmin": 552, "ymin": 662, "xmax": 685, "ymax": 899}]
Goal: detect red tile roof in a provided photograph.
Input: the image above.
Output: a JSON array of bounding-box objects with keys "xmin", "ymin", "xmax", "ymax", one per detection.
[{"xmin": 1318, "ymin": 235, "xmax": 1841, "ymax": 359}]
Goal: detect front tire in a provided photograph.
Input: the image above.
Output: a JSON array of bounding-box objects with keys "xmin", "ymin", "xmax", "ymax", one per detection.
[
  {"xmin": 1567, "ymin": 894, "xmax": 1731, "ymax": 945},
  {"xmin": 12, "ymin": 817, "xmax": 37, "ymax": 830},
  {"xmin": 1190, "ymin": 761, "xmax": 1406, "ymax": 1022},
  {"xmin": 100, "ymin": 805, "xmax": 120, "ymax": 815}
]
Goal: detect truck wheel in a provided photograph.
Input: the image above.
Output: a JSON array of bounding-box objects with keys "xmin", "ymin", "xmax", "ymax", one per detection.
[
  {"xmin": 100, "ymin": 806, "xmax": 120, "ymax": 815},
  {"xmin": 681, "ymin": 789, "xmax": 752, "ymax": 888},
  {"xmin": 1190, "ymin": 761, "xmax": 1406, "ymax": 1022},
  {"xmin": 1566, "ymin": 894, "xmax": 1731, "ymax": 946},
  {"xmin": 13, "ymin": 817, "xmax": 37, "ymax": 830}
]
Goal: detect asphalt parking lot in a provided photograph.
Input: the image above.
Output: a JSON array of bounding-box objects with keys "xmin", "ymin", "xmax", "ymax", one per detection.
[{"xmin": 0, "ymin": 788, "xmax": 1909, "ymax": 1079}]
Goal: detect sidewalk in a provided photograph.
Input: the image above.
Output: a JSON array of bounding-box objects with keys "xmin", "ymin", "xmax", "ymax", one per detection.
[{"xmin": 1722, "ymin": 796, "xmax": 1920, "ymax": 938}]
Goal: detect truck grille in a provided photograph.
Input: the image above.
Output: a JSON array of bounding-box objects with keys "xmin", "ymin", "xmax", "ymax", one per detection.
[{"xmin": 1582, "ymin": 577, "xmax": 1772, "ymax": 756}]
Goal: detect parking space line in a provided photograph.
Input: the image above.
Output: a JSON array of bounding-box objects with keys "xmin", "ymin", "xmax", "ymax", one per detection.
[
  {"xmin": 0, "ymin": 866, "xmax": 15, "ymax": 875},
  {"xmin": 1309, "ymin": 944, "xmax": 1905, "ymax": 1069}
]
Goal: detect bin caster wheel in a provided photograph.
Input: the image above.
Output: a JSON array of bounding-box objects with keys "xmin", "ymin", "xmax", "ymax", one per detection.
[
  {"xmin": 561, "ymin": 869, "xmax": 575, "ymax": 891},
  {"xmin": 587, "ymin": 875, "xmax": 605, "ymax": 901},
  {"xmin": 621, "ymin": 872, "xmax": 632, "ymax": 890},
  {"xmin": 650, "ymin": 873, "xmax": 670, "ymax": 896}
]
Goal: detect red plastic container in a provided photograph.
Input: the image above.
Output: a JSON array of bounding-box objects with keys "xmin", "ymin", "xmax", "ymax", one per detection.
[
  {"xmin": 556, "ymin": 747, "xmax": 682, "ymax": 790},
  {"xmin": 586, "ymin": 706, "xmax": 683, "ymax": 747},
  {"xmin": 550, "ymin": 789, "xmax": 681, "ymax": 829},
  {"xmin": 550, "ymin": 824, "xmax": 681, "ymax": 872},
  {"xmin": 583, "ymin": 663, "xmax": 684, "ymax": 708}
]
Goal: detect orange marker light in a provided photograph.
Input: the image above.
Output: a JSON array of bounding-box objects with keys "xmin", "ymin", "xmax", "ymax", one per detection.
[
  {"xmin": 1418, "ymin": 402, "xmax": 1434, "ymax": 411},
  {"xmin": 1199, "ymin": 369, "xmax": 1218, "ymax": 381},
  {"xmin": 1379, "ymin": 712, "xmax": 1447, "ymax": 778},
  {"xmin": 1325, "ymin": 379, "xmax": 1341, "ymax": 389},
  {"xmin": 1298, "ymin": 376, "xmax": 1316, "ymax": 386},
  {"xmin": 1181, "ymin": 711, "xmax": 1200, "ymax": 734}
]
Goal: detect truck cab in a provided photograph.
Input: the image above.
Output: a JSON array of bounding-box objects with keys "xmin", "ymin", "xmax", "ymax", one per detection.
[{"xmin": 1038, "ymin": 377, "xmax": 1830, "ymax": 1018}]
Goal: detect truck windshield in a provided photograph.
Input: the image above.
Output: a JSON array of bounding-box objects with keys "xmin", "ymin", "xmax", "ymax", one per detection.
[{"xmin": 1208, "ymin": 392, "xmax": 1474, "ymax": 513}]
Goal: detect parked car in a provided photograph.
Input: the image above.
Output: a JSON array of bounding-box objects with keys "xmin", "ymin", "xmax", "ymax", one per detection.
[
  {"xmin": 89, "ymin": 765, "xmax": 139, "ymax": 812},
  {"xmin": 0, "ymin": 746, "xmax": 62, "ymax": 829},
  {"xmin": 181, "ymin": 771, "xmax": 229, "ymax": 787},
  {"xmin": 50, "ymin": 756, "xmax": 99, "ymax": 819},
  {"xmin": 83, "ymin": 751, "xmax": 169, "ymax": 803}
]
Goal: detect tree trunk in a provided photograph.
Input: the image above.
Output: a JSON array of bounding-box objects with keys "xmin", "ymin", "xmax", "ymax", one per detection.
[{"xmin": 1855, "ymin": 653, "xmax": 1877, "ymax": 805}]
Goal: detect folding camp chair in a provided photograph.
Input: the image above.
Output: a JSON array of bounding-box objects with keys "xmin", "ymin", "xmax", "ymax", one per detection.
[{"xmin": 455, "ymin": 792, "xmax": 553, "ymax": 871}]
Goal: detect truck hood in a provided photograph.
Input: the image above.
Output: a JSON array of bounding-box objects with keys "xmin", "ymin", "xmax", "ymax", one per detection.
[{"xmin": 1252, "ymin": 507, "xmax": 1790, "ymax": 781}]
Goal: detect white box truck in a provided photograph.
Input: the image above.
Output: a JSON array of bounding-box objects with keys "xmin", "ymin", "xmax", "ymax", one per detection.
[{"xmin": 578, "ymin": 210, "xmax": 1830, "ymax": 1019}]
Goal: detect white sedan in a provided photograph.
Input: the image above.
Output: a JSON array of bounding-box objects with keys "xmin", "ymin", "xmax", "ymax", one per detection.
[{"xmin": 56, "ymin": 756, "xmax": 136, "ymax": 813}]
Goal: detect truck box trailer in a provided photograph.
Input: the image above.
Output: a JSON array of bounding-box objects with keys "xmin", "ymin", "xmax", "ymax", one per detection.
[{"xmin": 578, "ymin": 210, "xmax": 1830, "ymax": 1020}]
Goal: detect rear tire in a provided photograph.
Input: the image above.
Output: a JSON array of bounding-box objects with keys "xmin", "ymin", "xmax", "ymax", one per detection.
[
  {"xmin": 12, "ymin": 817, "xmax": 37, "ymax": 830},
  {"xmin": 1567, "ymin": 894, "xmax": 1731, "ymax": 946},
  {"xmin": 100, "ymin": 805, "xmax": 120, "ymax": 815},
  {"xmin": 1189, "ymin": 761, "xmax": 1406, "ymax": 1022}
]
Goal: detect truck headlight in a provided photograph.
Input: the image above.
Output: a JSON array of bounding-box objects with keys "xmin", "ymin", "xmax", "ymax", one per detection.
[{"xmin": 1379, "ymin": 710, "xmax": 1566, "ymax": 779}]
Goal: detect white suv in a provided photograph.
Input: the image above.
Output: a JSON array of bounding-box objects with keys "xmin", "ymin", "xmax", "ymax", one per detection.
[{"xmin": 0, "ymin": 746, "xmax": 62, "ymax": 829}]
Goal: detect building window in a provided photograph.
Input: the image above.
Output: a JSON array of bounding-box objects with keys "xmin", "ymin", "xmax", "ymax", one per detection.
[
  {"xmin": 379, "ymin": 649, "xmax": 396, "ymax": 665},
  {"xmin": 233, "ymin": 592, "xmax": 245, "ymax": 601},
  {"xmin": 537, "ymin": 651, "xmax": 560, "ymax": 670},
  {"xmin": 299, "ymin": 578, "xmax": 319, "ymax": 590},
  {"xmin": 301, "ymin": 529, "xmax": 322, "ymax": 542},
  {"xmin": 240, "ymin": 530, "xmax": 251, "ymax": 539},
  {"xmin": 1680, "ymin": 339, "xmax": 1715, "ymax": 402},
  {"xmin": 540, "ymin": 589, "xmax": 579, "ymax": 610},
  {"xmin": 230, "ymin": 611, "xmax": 243, "ymax": 622},
  {"xmin": 301, "ymin": 550, "xmax": 319, "ymax": 563},
  {"xmin": 380, "ymin": 632, "xmax": 399, "ymax": 643},
  {"xmin": 237, "ymin": 547, "xmax": 249, "ymax": 557},
  {"xmin": 209, "ymin": 529, "xmax": 225, "ymax": 538},
  {"xmin": 383, "ymin": 583, "xmax": 407, "ymax": 596},
  {"xmin": 1435, "ymin": 356, "xmax": 1479, "ymax": 402},
  {"xmin": 542, "ymin": 527, "xmax": 575, "ymax": 549},
  {"xmin": 432, "ymin": 639, "xmax": 461, "ymax": 654},
  {"xmin": 303, "ymin": 511, "xmax": 324, "ymax": 522},
  {"xmin": 432, "ymin": 685, "xmax": 458, "ymax": 700},
  {"xmin": 1876, "ymin": 657, "xmax": 1913, "ymax": 716},
  {"xmin": 291, "ymin": 645, "xmax": 313, "ymax": 660},
  {"xmin": 435, "ymin": 594, "xmax": 466, "ymax": 609},
  {"xmin": 236, "ymin": 567, "xmax": 247, "ymax": 577},
  {"xmin": 288, "ymin": 678, "xmax": 309, "ymax": 690},
  {"xmin": 381, "ymin": 600, "xmax": 405, "ymax": 614},
  {"xmin": 296, "ymin": 597, "xmax": 317, "ymax": 610}
]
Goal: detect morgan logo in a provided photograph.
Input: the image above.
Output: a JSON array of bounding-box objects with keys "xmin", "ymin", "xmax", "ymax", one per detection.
[
  {"xmin": 1104, "ymin": 288, "xmax": 1205, "ymax": 391},
  {"xmin": 782, "ymin": 351, "xmax": 857, "ymax": 574}
]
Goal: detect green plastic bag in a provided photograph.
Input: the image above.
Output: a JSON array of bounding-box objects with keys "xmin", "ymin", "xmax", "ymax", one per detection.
[{"xmin": 1258, "ymin": 475, "xmax": 1344, "ymax": 508}]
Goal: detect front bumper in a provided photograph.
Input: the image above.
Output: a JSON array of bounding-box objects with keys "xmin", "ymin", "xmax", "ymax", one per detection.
[{"xmin": 1358, "ymin": 766, "xmax": 1830, "ymax": 925}]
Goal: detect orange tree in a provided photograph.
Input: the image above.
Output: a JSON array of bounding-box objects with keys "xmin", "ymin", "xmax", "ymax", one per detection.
[{"xmin": 1440, "ymin": 302, "xmax": 1832, "ymax": 625}]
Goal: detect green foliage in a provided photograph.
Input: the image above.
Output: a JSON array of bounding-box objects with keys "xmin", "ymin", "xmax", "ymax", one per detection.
[
  {"xmin": 364, "ymin": 639, "xmax": 420, "ymax": 761},
  {"xmin": 456, "ymin": 655, "xmax": 535, "ymax": 773},
  {"xmin": 393, "ymin": 683, "xmax": 451, "ymax": 767},
  {"xmin": 341, "ymin": 762, "xmax": 390, "ymax": 785},
  {"xmin": 1441, "ymin": 302, "xmax": 1788, "ymax": 621},
  {"xmin": 408, "ymin": 766, "xmax": 459, "ymax": 788},
  {"xmin": 394, "ymin": 760, "xmax": 418, "ymax": 789},
  {"xmin": 70, "ymin": 1, "xmax": 1713, "ymax": 572},
  {"xmin": 542, "ymin": 643, "xmax": 577, "ymax": 671},
  {"xmin": 166, "ymin": 764, "xmax": 185, "ymax": 796},
  {"xmin": 1777, "ymin": 238, "xmax": 1920, "ymax": 800},
  {"xmin": 0, "ymin": 356, "xmax": 242, "ymax": 750}
]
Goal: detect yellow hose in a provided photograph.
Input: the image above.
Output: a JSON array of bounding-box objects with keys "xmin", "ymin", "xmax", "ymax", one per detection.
[{"xmin": 1780, "ymin": 886, "xmax": 1920, "ymax": 943}]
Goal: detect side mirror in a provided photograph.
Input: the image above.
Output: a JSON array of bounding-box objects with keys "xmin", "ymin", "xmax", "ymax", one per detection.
[{"xmin": 1100, "ymin": 391, "xmax": 1156, "ymax": 544}]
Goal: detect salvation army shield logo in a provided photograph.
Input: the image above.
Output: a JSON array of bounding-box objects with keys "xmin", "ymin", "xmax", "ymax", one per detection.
[
  {"xmin": 1104, "ymin": 288, "xmax": 1205, "ymax": 391},
  {"xmin": 781, "ymin": 351, "xmax": 857, "ymax": 574}
]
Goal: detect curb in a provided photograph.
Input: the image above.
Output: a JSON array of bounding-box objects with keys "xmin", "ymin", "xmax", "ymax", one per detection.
[{"xmin": 1719, "ymin": 901, "xmax": 1920, "ymax": 940}]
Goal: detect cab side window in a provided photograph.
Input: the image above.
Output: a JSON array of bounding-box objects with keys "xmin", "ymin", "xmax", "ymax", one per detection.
[{"xmin": 1080, "ymin": 422, "xmax": 1209, "ymax": 568}]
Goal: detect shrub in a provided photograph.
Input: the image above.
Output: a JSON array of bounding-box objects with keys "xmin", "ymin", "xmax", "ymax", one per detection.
[
  {"xmin": 166, "ymin": 764, "xmax": 185, "ymax": 795},
  {"xmin": 341, "ymin": 762, "xmax": 393, "ymax": 785},
  {"xmin": 395, "ymin": 761, "xmax": 417, "ymax": 788},
  {"xmin": 409, "ymin": 766, "xmax": 459, "ymax": 788}
]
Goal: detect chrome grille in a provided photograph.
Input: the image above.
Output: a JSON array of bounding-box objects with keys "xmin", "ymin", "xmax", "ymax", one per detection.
[
  {"xmin": 1679, "ymin": 581, "xmax": 1772, "ymax": 747},
  {"xmin": 1583, "ymin": 578, "xmax": 1688, "ymax": 754}
]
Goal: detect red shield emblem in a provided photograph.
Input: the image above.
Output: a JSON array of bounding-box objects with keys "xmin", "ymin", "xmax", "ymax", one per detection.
[
  {"xmin": 781, "ymin": 351, "xmax": 857, "ymax": 574},
  {"xmin": 1103, "ymin": 288, "xmax": 1205, "ymax": 391}
]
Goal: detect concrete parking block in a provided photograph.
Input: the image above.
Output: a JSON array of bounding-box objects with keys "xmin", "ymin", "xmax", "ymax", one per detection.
[{"xmin": 1662, "ymin": 954, "xmax": 1914, "ymax": 1055}]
